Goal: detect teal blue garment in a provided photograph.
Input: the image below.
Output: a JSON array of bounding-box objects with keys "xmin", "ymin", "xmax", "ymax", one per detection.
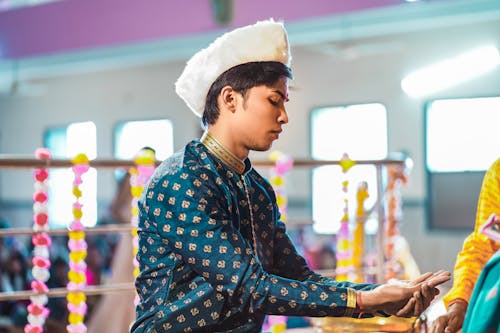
[
  {"xmin": 130, "ymin": 140, "xmax": 377, "ymax": 333},
  {"xmin": 462, "ymin": 250, "xmax": 500, "ymax": 333}
]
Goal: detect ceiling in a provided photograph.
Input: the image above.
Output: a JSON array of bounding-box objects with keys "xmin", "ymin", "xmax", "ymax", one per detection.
[{"xmin": 0, "ymin": 0, "xmax": 499, "ymax": 87}]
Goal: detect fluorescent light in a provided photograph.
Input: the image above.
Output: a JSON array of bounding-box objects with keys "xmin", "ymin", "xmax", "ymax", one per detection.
[{"xmin": 401, "ymin": 45, "xmax": 500, "ymax": 98}]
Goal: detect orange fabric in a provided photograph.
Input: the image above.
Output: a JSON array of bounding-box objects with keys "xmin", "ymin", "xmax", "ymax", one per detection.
[{"xmin": 442, "ymin": 158, "xmax": 500, "ymax": 308}]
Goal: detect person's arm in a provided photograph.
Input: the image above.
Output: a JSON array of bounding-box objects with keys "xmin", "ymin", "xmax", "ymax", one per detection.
[
  {"xmin": 147, "ymin": 168, "xmax": 359, "ymax": 317},
  {"xmin": 270, "ymin": 220, "xmax": 377, "ymax": 291},
  {"xmin": 442, "ymin": 158, "xmax": 500, "ymax": 308},
  {"xmin": 433, "ymin": 158, "xmax": 500, "ymax": 333}
]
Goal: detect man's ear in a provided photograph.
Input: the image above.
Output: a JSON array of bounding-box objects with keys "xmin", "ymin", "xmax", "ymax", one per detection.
[{"xmin": 220, "ymin": 86, "xmax": 238, "ymax": 112}]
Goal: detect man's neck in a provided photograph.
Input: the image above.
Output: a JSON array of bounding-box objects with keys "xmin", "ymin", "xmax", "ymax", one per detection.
[
  {"xmin": 201, "ymin": 131, "xmax": 246, "ymax": 174},
  {"xmin": 206, "ymin": 126, "xmax": 249, "ymax": 160}
]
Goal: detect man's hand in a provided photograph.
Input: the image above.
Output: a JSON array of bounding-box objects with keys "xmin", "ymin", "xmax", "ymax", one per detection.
[
  {"xmin": 430, "ymin": 301, "xmax": 467, "ymax": 333},
  {"xmin": 359, "ymin": 271, "xmax": 451, "ymax": 317},
  {"xmin": 397, "ymin": 270, "xmax": 449, "ymax": 317}
]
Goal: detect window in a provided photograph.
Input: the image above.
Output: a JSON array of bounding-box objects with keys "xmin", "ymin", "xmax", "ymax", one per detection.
[
  {"xmin": 426, "ymin": 97, "xmax": 500, "ymax": 229},
  {"xmin": 426, "ymin": 97, "xmax": 500, "ymax": 172},
  {"xmin": 311, "ymin": 103, "xmax": 388, "ymax": 234},
  {"xmin": 45, "ymin": 121, "xmax": 97, "ymax": 228},
  {"xmin": 114, "ymin": 119, "xmax": 174, "ymax": 161}
]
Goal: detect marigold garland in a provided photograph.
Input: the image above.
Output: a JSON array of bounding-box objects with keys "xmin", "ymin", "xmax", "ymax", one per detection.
[
  {"xmin": 130, "ymin": 148, "xmax": 155, "ymax": 304},
  {"xmin": 66, "ymin": 153, "xmax": 90, "ymax": 333},
  {"xmin": 353, "ymin": 181, "xmax": 369, "ymax": 283},
  {"xmin": 25, "ymin": 148, "xmax": 52, "ymax": 333},
  {"xmin": 336, "ymin": 153, "xmax": 356, "ymax": 281}
]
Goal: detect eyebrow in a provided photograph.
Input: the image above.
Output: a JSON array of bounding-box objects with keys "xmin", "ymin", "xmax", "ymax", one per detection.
[{"xmin": 273, "ymin": 90, "xmax": 289, "ymax": 102}]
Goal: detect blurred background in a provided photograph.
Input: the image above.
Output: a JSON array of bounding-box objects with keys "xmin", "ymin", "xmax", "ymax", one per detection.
[{"xmin": 0, "ymin": 0, "xmax": 499, "ymax": 330}]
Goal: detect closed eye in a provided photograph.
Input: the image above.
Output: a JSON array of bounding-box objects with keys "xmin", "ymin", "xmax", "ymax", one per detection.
[{"xmin": 269, "ymin": 99, "xmax": 279, "ymax": 106}]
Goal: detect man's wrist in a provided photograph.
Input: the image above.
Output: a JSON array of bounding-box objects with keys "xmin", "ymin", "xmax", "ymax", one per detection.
[
  {"xmin": 356, "ymin": 291, "xmax": 364, "ymax": 311},
  {"xmin": 357, "ymin": 290, "xmax": 375, "ymax": 312}
]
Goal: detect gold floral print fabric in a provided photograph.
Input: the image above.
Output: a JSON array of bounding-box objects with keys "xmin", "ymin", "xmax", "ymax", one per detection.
[{"xmin": 131, "ymin": 140, "xmax": 369, "ymax": 333}]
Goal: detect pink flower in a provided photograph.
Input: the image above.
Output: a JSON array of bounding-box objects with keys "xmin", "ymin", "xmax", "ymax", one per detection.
[
  {"xmin": 30, "ymin": 281, "xmax": 48, "ymax": 293},
  {"xmin": 35, "ymin": 148, "xmax": 51, "ymax": 159},
  {"xmin": 32, "ymin": 256, "xmax": 51, "ymax": 269},
  {"xmin": 27, "ymin": 304, "xmax": 49, "ymax": 317},
  {"xmin": 33, "ymin": 169, "xmax": 48, "ymax": 182},
  {"xmin": 33, "ymin": 213, "xmax": 48, "ymax": 226},
  {"xmin": 24, "ymin": 324, "xmax": 43, "ymax": 333},
  {"xmin": 33, "ymin": 191, "xmax": 48, "ymax": 203},
  {"xmin": 32, "ymin": 233, "xmax": 51, "ymax": 247}
]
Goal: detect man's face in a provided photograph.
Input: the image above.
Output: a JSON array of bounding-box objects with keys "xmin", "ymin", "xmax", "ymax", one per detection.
[{"xmin": 234, "ymin": 76, "xmax": 289, "ymax": 152}]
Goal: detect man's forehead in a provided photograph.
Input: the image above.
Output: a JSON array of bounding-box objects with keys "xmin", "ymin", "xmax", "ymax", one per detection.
[{"xmin": 272, "ymin": 79, "xmax": 289, "ymax": 98}]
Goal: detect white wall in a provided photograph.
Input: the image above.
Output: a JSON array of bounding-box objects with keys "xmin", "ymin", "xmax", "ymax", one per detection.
[{"xmin": 1, "ymin": 17, "xmax": 499, "ymax": 277}]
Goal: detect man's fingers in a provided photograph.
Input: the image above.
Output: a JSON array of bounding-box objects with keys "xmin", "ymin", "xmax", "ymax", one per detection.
[
  {"xmin": 396, "ymin": 297, "xmax": 415, "ymax": 317},
  {"xmin": 421, "ymin": 283, "xmax": 432, "ymax": 298},
  {"xmin": 426, "ymin": 271, "xmax": 451, "ymax": 288},
  {"xmin": 411, "ymin": 272, "xmax": 433, "ymax": 285},
  {"xmin": 413, "ymin": 291, "xmax": 424, "ymax": 317},
  {"xmin": 420, "ymin": 283, "xmax": 437, "ymax": 309}
]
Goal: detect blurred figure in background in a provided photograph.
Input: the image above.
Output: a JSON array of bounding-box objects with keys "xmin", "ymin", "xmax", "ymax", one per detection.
[
  {"xmin": 88, "ymin": 147, "xmax": 156, "ymax": 333},
  {"xmin": 0, "ymin": 249, "xmax": 30, "ymax": 328},
  {"xmin": 87, "ymin": 171, "xmax": 136, "ymax": 333},
  {"xmin": 45, "ymin": 256, "xmax": 69, "ymax": 333}
]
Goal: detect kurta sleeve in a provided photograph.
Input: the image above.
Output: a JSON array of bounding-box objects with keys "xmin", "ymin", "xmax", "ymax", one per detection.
[
  {"xmin": 147, "ymin": 168, "xmax": 360, "ymax": 317},
  {"xmin": 443, "ymin": 158, "xmax": 500, "ymax": 307},
  {"xmin": 271, "ymin": 219, "xmax": 378, "ymax": 292}
]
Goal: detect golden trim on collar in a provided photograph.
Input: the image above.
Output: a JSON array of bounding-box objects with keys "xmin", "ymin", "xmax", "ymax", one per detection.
[{"xmin": 201, "ymin": 132, "xmax": 246, "ymax": 174}]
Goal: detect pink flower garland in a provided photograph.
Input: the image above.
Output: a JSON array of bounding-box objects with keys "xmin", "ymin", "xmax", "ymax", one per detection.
[
  {"xmin": 66, "ymin": 153, "xmax": 90, "ymax": 333},
  {"xmin": 130, "ymin": 148, "xmax": 155, "ymax": 305},
  {"xmin": 25, "ymin": 148, "xmax": 52, "ymax": 333}
]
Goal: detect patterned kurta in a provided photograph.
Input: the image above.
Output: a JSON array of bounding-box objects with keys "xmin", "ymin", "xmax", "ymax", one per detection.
[
  {"xmin": 443, "ymin": 158, "xmax": 500, "ymax": 307},
  {"xmin": 131, "ymin": 133, "xmax": 375, "ymax": 333}
]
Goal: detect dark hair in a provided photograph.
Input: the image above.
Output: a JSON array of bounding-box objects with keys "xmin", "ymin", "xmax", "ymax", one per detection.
[{"xmin": 202, "ymin": 61, "xmax": 293, "ymax": 127}]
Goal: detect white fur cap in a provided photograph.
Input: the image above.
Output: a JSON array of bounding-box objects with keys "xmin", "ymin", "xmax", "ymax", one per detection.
[{"xmin": 175, "ymin": 19, "xmax": 291, "ymax": 117}]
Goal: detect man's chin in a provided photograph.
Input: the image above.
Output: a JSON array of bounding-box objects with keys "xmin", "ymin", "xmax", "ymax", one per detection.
[{"xmin": 255, "ymin": 142, "xmax": 274, "ymax": 152}]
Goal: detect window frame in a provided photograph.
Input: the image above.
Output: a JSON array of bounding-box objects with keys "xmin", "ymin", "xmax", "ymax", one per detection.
[
  {"xmin": 424, "ymin": 95, "xmax": 500, "ymax": 230},
  {"xmin": 43, "ymin": 121, "xmax": 98, "ymax": 228},
  {"xmin": 309, "ymin": 102, "xmax": 389, "ymax": 234},
  {"xmin": 113, "ymin": 118, "xmax": 174, "ymax": 162}
]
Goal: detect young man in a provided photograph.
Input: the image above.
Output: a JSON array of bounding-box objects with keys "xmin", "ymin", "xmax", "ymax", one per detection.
[{"xmin": 131, "ymin": 19, "xmax": 450, "ymax": 333}]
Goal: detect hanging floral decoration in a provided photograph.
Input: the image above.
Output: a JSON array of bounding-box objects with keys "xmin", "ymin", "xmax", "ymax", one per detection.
[
  {"xmin": 25, "ymin": 148, "xmax": 52, "ymax": 333},
  {"xmin": 265, "ymin": 150, "xmax": 293, "ymax": 333},
  {"xmin": 384, "ymin": 164, "xmax": 407, "ymax": 280},
  {"xmin": 66, "ymin": 153, "xmax": 90, "ymax": 333},
  {"xmin": 352, "ymin": 181, "xmax": 369, "ymax": 283},
  {"xmin": 130, "ymin": 148, "xmax": 156, "ymax": 303},
  {"xmin": 336, "ymin": 153, "xmax": 356, "ymax": 281},
  {"xmin": 268, "ymin": 151, "xmax": 293, "ymax": 222}
]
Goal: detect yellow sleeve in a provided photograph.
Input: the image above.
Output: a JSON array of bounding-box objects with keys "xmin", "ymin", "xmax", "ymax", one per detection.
[{"xmin": 442, "ymin": 158, "xmax": 500, "ymax": 307}]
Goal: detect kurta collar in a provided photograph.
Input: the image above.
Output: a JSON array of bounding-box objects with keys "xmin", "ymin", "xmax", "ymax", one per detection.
[{"xmin": 201, "ymin": 131, "xmax": 249, "ymax": 175}]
